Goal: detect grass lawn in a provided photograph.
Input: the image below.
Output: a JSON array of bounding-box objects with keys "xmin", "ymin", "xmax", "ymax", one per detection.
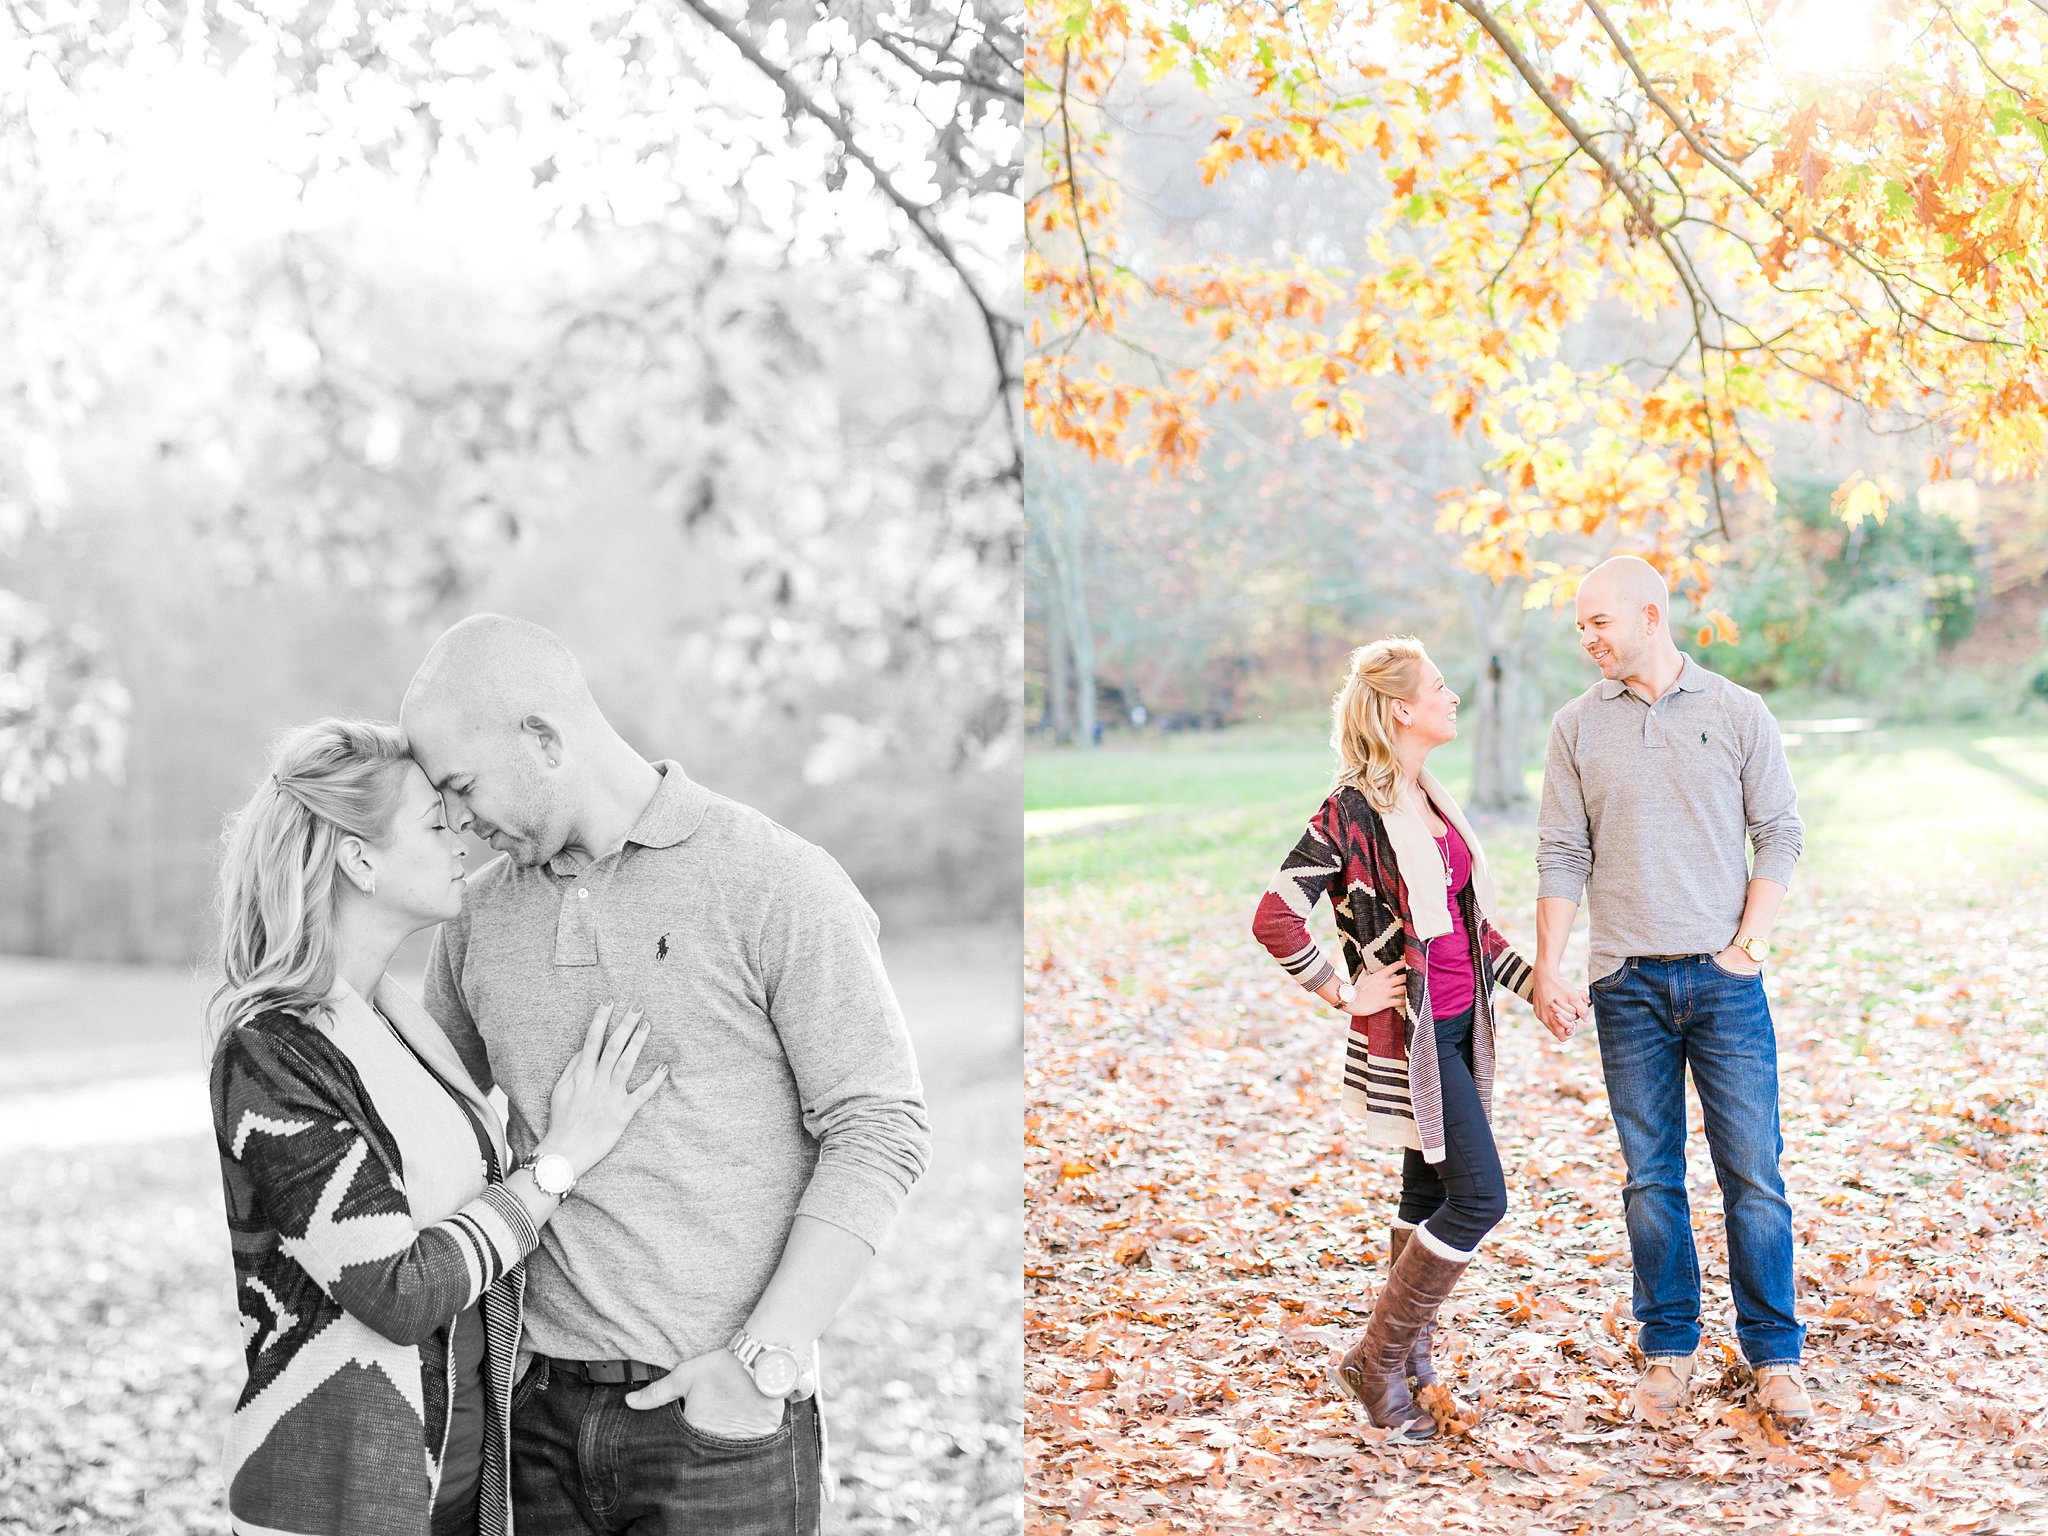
[{"xmin": 1026, "ymin": 719, "xmax": 2048, "ymax": 901}]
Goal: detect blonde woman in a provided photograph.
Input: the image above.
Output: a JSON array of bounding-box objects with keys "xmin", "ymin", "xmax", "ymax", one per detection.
[
  {"xmin": 1252, "ymin": 638, "xmax": 1582, "ymax": 1440},
  {"xmin": 208, "ymin": 719, "xmax": 669, "ymax": 1536}
]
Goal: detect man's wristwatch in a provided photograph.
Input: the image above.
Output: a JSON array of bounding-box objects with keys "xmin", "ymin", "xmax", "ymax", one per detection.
[
  {"xmin": 1732, "ymin": 934, "xmax": 1770, "ymax": 964},
  {"xmin": 726, "ymin": 1327, "xmax": 803, "ymax": 1397},
  {"xmin": 518, "ymin": 1152, "xmax": 578, "ymax": 1199}
]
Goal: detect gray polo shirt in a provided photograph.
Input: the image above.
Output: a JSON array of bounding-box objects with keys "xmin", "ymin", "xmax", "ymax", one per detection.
[
  {"xmin": 1536, "ymin": 656, "xmax": 1803, "ymax": 983},
  {"xmin": 424, "ymin": 761, "xmax": 930, "ymax": 1367}
]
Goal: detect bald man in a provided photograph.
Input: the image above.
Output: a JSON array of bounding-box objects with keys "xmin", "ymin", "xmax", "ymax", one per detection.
[
  {"xmin": 401, "ymin": 615, "xmax": 930, "ymax": 1536},
  {"xmin": 1534, "ymin": 557, "xmax": 1810, "ymax": 1433}
]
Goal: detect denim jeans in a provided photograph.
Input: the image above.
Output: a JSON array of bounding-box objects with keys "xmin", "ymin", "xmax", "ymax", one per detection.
[
  {"xmin": 1396, "ymin": 1007, "xmax": 1508, "ymax": 1254},
  {"xmin": 1590, "ymin": 955, "xmax": 1804, "ymax": 1367},
  {"xmin": 510, "ymin": 1358, "xmax": 823, "ymax": 1535}
]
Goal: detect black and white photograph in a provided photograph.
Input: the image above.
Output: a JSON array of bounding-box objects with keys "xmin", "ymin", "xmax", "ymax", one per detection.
[{"xmin": 0, "ymin": 2, "xmax": 1022, "ymax": 1533}]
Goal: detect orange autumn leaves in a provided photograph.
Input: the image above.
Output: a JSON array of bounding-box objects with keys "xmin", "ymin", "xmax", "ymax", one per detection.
[{"xmin": 1023, "ymin": 0, "xmax": 2048, "ymax": 613}]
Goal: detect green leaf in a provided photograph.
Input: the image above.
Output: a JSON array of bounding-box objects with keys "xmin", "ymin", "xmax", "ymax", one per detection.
[{"xmin": 1883, "ymin": 179, "xmax": 1911, "ymax": 218}]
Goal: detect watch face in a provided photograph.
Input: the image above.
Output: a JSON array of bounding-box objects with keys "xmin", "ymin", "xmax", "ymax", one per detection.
[
  {"xmin": 754, "ymin": 1350, "xmax": 800, "ymax": 1396},
  {"xmin": 534, "ymin": 1154, "xmax": 575, "ymax": 1196}
]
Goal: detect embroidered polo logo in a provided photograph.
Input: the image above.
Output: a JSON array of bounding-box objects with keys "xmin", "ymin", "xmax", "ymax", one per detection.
[
  {"xmin": 1701, "ymin": 732, "xmax": 1708, "ymax": 743},
  {"xmin": 656, "ymin": 933, "xmax": 670, "ymax": 960}
]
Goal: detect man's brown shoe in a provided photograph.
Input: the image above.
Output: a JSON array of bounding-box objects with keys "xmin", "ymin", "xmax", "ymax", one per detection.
[
  {"xmin": 1631, "ymin": 1355, "xmax": 1695, "ymax": 1427},
  {"xmin": 1335, "ymin": 1233, "xmax": 1470, "ymax": 1441},
  {"xmin": 1754, "ymin": 1366, "xmax": 1812, "ymax": 1432}
]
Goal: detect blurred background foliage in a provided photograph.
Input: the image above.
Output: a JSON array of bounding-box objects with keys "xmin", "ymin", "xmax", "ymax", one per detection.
[
  {"xmin": 0, "ymin": 0, "xmax": 1023, "ymax": 960},
  {"xmin": 1025, "ymin": 82, "xmax": 2048, "ymax": 800}
]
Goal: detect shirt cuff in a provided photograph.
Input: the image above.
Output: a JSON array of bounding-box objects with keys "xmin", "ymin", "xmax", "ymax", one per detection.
[
  {"xmin": 1749, "ymin": 851, "xmax": 1799, "ymax": 889},
  {"xmin": 1535, "ymin": 869, "xmax": 1588, "ymax": 904},
  {"xmin": 795, "ymin": 1163, "xmax": 907, "ymax": 1253}
]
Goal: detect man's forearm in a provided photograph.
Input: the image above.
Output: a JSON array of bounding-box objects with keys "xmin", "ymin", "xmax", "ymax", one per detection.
[
  {"xmin": 744, "ymin": 1214, "xmax": 875, "ymax": 1357},
  {"xmin": 1536, "ymin": 896, "xmax": 1579, "ymax": 973},
  {"xmin": 1735, "ymin": 877, "xmax": 1787, "ymax": 941}
]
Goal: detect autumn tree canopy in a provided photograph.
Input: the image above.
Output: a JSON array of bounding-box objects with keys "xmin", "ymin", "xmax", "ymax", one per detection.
[{"xmin": 1025, "ymin": 0, "xmax": 2048, "ymax": 620}]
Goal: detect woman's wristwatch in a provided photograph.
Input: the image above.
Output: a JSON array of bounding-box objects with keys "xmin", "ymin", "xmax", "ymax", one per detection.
[{"xmin": 517, "ymin": 1151, "xmax": 578, "ymax": 1198}]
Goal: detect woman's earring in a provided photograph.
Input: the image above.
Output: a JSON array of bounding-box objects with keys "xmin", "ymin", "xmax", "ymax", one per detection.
[{"xmin": 363, "ymin": 879, "xmax": 376, "ymax": 896}]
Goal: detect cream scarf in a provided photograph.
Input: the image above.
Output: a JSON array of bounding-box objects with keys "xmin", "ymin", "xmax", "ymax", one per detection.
[
  {"xmin": 323, "ymin": 976, "xmax": 510, "ymax": 1224},
  {"xmin": 1380, "ymin": 767, "xmax": 1500, "ymax": 941}
]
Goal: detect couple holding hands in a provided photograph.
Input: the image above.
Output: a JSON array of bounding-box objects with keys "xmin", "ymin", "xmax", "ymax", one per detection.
[{"xmin": 1253, "ymin": 556, "xmax": 1809, "ymax": 1443}]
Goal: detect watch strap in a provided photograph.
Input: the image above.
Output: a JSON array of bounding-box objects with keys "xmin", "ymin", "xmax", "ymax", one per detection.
[{"xmin": 726, "ymin": 1326, "xmax": 801, "ymax": 1391}]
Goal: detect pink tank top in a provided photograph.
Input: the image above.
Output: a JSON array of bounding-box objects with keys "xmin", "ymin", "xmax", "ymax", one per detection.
[{"xmin": 1424, "ymin": 814, "xmax": 1476, "ymax": 1018}]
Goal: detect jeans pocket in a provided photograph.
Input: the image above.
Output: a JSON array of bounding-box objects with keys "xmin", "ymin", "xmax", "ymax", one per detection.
[
  {"xmin": 1590, "ymin": 962, "xmax": 1630, "ymax": 991},
  {"xmin": 510, "ymin": 1358, "xmax": 546, "ymax": 1413},
  {"xmin": 670, "ymin": 1399, "xmax": 792, "ymax": 1453},
  {"xmin": 1706, "ymin": 955, "xmax": 1762, "ymax": 982}
]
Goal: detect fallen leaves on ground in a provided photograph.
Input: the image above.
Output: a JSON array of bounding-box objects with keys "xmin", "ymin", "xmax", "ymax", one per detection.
[
  {"xmin": 0, "ymin": 1063, "xmax": 1020, "ymax": 1536},
  {"xmin": 1026, "ymin": 869, "xmax": 2048, "ymax": 1535}
]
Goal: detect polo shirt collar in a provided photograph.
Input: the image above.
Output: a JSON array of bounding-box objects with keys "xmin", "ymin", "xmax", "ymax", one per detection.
[
  {"xmin": 1599, "ymin": 654, "xmax": 1707, "ymax": 702},
  {"xmin": 542, "ymin": 760, "xmax": 709, "ymax": 876}
]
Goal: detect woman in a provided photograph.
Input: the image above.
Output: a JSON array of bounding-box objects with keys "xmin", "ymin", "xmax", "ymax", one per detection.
[
  {"xmin": 1251, "ymin": 638, "xmax": 1574, "ymax": 1441},
  {"xmin": 208, "ymin": 718, "xmax": 669, "ymax": 1536}
]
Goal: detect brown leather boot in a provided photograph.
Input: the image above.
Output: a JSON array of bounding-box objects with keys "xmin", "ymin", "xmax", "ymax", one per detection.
[
  {"xmin": 1389, "ymin": 1226, "xmax": 1434, "ymax": 1387},
  {"xmin": 1335, "ymin": 1232, "xmax": 1470, "ymax": 1441}
]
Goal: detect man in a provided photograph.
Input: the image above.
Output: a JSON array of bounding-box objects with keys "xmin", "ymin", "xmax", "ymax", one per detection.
[
  {"xmin": 1533, "ymin": 557, "xmax": 1810, "ymax": 1432},
  {"xmin": 401, "ymin": 614, "xmax": 931, "ymax": 1534}
]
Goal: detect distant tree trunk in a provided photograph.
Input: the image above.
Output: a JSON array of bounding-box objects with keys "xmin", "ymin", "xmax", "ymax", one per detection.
[
  {"xmin": 126, "ymin": 707, "xmax": 155, "ymax": 960},
  {"xmin": 27, "ymin": 806, "xmax": 54, "ymax": 956},
  {"xmin": 1466, "ymin": 579, "xmax": 1535, "ymax": 812},
  {"xmin": 1071, "ymin": 594, "xmax": 1097, "ymax": 748},
  {"xmin": 1032, "ymin": 474, "xmax": 1098, "ymax": 751},
  {"xmin": 1045, "ymin": 578, "xmax": 1074, "ymax": 743}
]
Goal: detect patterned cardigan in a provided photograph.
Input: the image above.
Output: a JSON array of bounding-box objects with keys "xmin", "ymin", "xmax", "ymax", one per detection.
[
  {"xmin": 1252, "ymin": 776, "xmax": 1537, "ymax": 1161},
  {"xmin": 210, "ymin": 1007, "xmax": 539, "ymax": 1536}
]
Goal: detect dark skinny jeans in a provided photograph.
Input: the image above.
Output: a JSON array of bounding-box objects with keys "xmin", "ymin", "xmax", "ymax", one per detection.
[{"xmin": 1395, "ymin": 1006, "xmax": 1508, "ymax": 1254}]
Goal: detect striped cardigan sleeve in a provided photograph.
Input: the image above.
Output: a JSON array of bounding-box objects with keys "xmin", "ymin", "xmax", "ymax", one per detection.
[
  {"xmin": 212, "ymin": 1025, "xmax": 540, "ymax": 1349},
  {"xmin": 1478, "ymin": 916, "xmax": 1538, "ymax": 1003},
  {"xmin": 1252, "ymin": 797, "xmax": 1345, "ymax": 995}
]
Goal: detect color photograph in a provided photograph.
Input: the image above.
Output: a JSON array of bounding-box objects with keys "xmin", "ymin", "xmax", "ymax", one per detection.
[{"xmin": 1026, "ymin": 2, "xmax": 2048, "ymax": 1532}]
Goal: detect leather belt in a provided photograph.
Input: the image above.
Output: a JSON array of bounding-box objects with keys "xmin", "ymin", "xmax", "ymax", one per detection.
[
  {"xmin": 1637, "ymin": 953, "xmax": 1706, "ymax": 962},
  {"xmin": 543, "ymin": 1356, "xmax": 668, "ymax": 1386}
]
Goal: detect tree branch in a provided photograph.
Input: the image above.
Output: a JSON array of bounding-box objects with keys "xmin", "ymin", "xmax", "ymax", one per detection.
[
  {"xmin": 1580, "ymin": 0, "xmax": 2011, "ymax": 348},
  {"xmin": 1450, "ymin": 0, "xmax": 1735, "ymax": 534},
  {"xmin": 867, "ymin": 30, "xmax": 1023, "ymax": 104},
  {"xmin": 671, "ymin": 0, "xmax": 1020, "ymax": 463}
]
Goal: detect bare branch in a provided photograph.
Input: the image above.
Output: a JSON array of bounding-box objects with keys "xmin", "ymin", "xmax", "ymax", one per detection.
[
  {"xmin": 671, "ymin": 0, "xmax": 1019, "ymax": 461},
  {"xmin": 867, "ymin": 30, "xmax": 1024, "ymax": 104}
]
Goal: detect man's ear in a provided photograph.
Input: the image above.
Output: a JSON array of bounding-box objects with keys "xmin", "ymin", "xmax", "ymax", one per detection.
[
  {"xmin": 1643, "ymin": 602, "xmax": 1664, "ymax": 637},
  {"xmin": 521, "ymin": 714, "xmax": 562, "ymax": 767}
]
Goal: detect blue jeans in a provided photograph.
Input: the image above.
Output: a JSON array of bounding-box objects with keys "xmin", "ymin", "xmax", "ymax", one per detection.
[
  {"xmin": 510, "ymin": 1358, "xmax": 823, "ymax": 1535},
  {"xmin": 1590, "ymin": 956, "xmax": 1804, "ymax": 1368}
]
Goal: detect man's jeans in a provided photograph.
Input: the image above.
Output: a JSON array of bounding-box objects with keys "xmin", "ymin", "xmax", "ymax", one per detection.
[
  {"xmin": 1590, "ymin": 955, "xmax": 1805, "ymax": 1368},
  {"xmin": 510, "ymin": 1358, "xmax": 823, "ymax": 1535}
]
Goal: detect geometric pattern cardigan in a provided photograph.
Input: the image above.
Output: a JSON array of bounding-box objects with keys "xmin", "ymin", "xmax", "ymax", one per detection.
[
  {"xmin": 210, "ymin": 1009, "xmax": 538, "ymax": 1536},
  {"xmin": 1253, "ymin": 783, "xmax": 1537, "ymax": 1163}
]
